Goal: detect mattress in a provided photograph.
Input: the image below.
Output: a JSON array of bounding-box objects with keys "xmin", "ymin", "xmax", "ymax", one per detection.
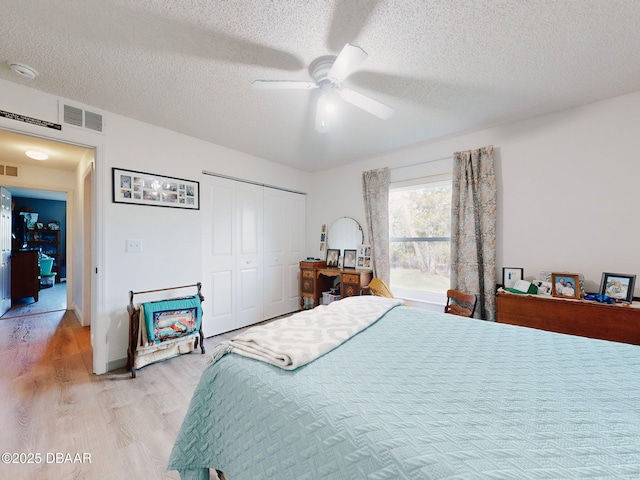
[{"xmin": 168, "ymin": 305, "xmax": 640, "ymax": 479}]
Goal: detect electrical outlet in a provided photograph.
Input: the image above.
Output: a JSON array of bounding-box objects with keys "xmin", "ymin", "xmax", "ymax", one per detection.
[{"xmin": 126, "ymin": 239, "xmax": 142, "ymax": 253}]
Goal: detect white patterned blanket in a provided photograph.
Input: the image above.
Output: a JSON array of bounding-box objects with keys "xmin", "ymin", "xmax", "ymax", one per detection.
[{"xmin": 207, "ymin": 295, "xmax": 403, "ymax": 370}]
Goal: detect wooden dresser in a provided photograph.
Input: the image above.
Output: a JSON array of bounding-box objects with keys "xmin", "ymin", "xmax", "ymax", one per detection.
[
  {"xmin": 300, "ymin": 261, "xmax": 372, "ymax": 308},
  {"xmin": 11, "ymin": 250, "xmax": 40, "ymax": 302},
  {"xmin": 496, "ymin": 291, "xmax": 640, "ymax": 346}
]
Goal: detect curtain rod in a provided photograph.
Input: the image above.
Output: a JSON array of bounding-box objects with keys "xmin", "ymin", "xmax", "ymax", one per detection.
[
  {"xmin": 202, "ymin": 170, "xmax": 306, "ymax": 196},
  {"xmin": 389, "ymin": 155, "xmax": 453, "ymax": 171}
]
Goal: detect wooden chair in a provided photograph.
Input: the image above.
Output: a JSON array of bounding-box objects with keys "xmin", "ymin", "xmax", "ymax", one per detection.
[
  {"xmin": 444, "ymin": 289, "xmax": 477, "ymax": 317},
  {"xmin": 361, "ymin": 278, "xmax": 394, "ymax": 298}
]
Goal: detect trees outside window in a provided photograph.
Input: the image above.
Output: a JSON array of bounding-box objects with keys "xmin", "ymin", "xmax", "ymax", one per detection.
[{"xmin": 389, "ymin": 180, "xmax": 451, "ymax": 297}]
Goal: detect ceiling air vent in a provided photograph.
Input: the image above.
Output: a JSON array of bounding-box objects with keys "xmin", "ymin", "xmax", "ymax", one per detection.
[{"xmin": 59, "ymin": 102, "xmax": 105, "ymax": 134}]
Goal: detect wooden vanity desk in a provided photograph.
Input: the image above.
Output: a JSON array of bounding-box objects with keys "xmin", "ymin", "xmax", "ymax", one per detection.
[{"xmin": 300, "ymin": 261, "xmax": 372, "ymax": 308}]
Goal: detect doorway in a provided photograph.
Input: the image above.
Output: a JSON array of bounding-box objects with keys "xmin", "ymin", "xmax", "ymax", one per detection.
[
  {"xmin": 3, "ymin": 189, "xmax": 68, "ymax": 318},
  {"xmin": 0, "ymin": 129, "xmax": 95, "ymax": 329}
]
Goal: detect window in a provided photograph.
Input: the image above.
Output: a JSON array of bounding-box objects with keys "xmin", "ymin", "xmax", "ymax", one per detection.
[{"xmin": 389, "ymin": 179, "xmax": 452, "ymax": 302}]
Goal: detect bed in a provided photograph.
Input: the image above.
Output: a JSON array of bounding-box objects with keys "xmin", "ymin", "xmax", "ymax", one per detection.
[{"xmin": 168, "ymin": 296, "xmax": 640, "ymax": 479}]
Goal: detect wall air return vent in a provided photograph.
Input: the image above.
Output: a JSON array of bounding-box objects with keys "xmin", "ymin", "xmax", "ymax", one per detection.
[
  {"xmin": 0, "ymin": 165, "xmax": 19, "ymax": 177},
  {"xmin": 84, "ymin": 110, "xmax": 103, "ymax": 132},
  {"xmin": 59, "ymin": 101, "xmax": 105, "ymax": 134},
  {"xmin": 63, "ymin": 104, "xmax": 83, "ymax": 127}
]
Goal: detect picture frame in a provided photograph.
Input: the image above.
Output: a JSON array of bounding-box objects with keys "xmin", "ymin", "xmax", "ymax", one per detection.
[
  {"xmin": 319, "ymin": 224, "xmax": 327, "ymax": 252},
  {"xmin": 112, "ymin": 167, "xmax": 200, "ymax": 210},
  {"xmin": 502, "ymin": 267, "xmax": 524, "ymax": 288},
  {"xmin": 343, "ymin": 249, "xmax": 357, "ymax": 269},
  {"xmin": 600, "ymin": 272, "xmax": 636, "ymax": 304},
  {"xmin": 356, "ymin": 244, "xmax": 372, "ymax": 270},
  {"xmin": 20, "ymin": 212, "xmax": 38, "ymax": 229},
  {"xmin": 326, "ymin": 249, "xmax": 340, "ymax": 268},
  {"xmin": 532, "ymin": 280, "xmax": 552, "ymax": 296},
  {"xmin": 551, "ymin": 273, "xmax": 581, "ymax": 299},
  {"xmin": 540, "ymin": 271, "xmax": 586, "ymax": 297}
]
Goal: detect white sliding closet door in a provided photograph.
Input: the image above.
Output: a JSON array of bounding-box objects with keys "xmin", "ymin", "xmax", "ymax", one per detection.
[
  {"xmin": 201, "ymin": 175, "xmax": 263, "ymax": 337},
  {"xmin": 235, "ymin": 182, "xmax": 263, "ymax": 329},
  {"xmin": 263, "ymin": 187, "xmax": 306, "ymax": 319}
]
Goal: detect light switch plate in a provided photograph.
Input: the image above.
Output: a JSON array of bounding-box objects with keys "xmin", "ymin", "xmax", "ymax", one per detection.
[{"xmin": 126, "ymin": 239, "xmax": 142, "ymax": 253}]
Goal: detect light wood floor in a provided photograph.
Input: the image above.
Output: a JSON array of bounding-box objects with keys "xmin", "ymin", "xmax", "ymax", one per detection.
[{"xmin": 0, "ymin": 308, "xmax": 245, "ymax": 480}]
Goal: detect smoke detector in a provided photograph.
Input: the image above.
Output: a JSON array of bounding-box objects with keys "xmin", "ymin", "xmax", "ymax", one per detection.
[{"xmin": 7, "ymin": 62, "xmax": 38, "ymax": 80}]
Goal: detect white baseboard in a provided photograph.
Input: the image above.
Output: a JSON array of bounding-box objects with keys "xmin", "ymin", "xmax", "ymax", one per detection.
[
  {"xmin": 106, "ymin": 357, "xmax": 128, "ymax": 372},
  {"xmin": 72, "ymin": 303, "xmax": 88, "ymax": 326}
]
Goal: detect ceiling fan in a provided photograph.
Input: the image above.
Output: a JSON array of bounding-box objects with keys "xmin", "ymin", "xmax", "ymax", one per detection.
[{"xmin": 252, "ymin": 44, "xmax": 394, "ymax": 132}]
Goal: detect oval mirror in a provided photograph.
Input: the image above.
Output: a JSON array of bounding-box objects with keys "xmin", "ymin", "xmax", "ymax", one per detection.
[{"xmin": 327, "ymin": 217, "xmax": 364, "ymax": 253}]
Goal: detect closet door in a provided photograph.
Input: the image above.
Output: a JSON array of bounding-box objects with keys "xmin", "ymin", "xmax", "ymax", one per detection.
[
  {"xmin": 263, "ymin": 188, "xmax": 306, "ymax": 319},
  {"xmin": 235, "ymin": 182, "xmax": 263, "ymax": 328},
  {"xmin": 201, "ymin": 175, "xmax": 263, "ymax": 337},
  {"xmin": 202, "ymin": 176, "xmax": 234, "ymax": 337}
]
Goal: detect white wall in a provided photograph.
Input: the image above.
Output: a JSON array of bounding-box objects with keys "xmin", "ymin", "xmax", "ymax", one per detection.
[
  {"xmin": 0, "ymin": 79, "xmax": 312, "ymax": 374},
  {"xmin": 1, "ymin": 160, "xmax": 76, "ymax": 192},
  {"xmin": 72, "ymin": 150, "xmax": 95, "ymax": 326},
  {"xmin": 100, "ymin": 116, "xmax": 310, "ymax": 369},
  {"xmin": 3, "ymin": 76, "xmax": 640, "ymax": 372},
  {"xmin": 307, "ymin": 90, "xmax": 640, "ymax": 299}
]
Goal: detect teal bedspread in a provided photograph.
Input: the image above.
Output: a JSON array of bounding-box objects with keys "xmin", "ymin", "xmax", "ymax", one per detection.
[{"xmin": 168, "ymin": 305, "xmax": 640, "ymax": 479}]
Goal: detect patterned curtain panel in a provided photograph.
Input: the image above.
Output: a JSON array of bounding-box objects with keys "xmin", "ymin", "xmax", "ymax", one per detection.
[
  {"xmin": 451, "ymin": 146, "xmax": 497, "ymax": 321},
  {"xmin": 362, "ymin": 167, "xmax": 390, "ymax": 284}
]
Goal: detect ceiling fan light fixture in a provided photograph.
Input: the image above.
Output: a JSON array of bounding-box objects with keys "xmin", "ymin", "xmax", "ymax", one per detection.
[
  {"xmin": 253, "ymin": 43, "xmax": 394, "ymax": 131},
  {"xmin": 316, "ymin": 84, "xmax": 339, "ymax": 133},
  {"xmin": 321, "ymin": 83, "xmax": 338, "ymax": 113},
  {"xmin": 25, "ymin": 150, "xmax": 49, "ymax": 161},
  {"xmin": 316, "ymin": 96, "xmax": 331, "ymax": 133}
]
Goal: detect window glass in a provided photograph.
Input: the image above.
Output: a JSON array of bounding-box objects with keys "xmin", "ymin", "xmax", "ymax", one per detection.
[{"xmin": 389, "ymin": 180, "xmax": 451, "ymax": 297}]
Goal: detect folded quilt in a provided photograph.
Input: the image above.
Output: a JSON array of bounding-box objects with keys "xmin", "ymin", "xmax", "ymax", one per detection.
[
  {"xmin": 207, "ymin": 295, "xmax": 403, "ymax": 370},
  {"xmin": 142, "ymin": 295, "xmax": 202, "ymax": 343}
]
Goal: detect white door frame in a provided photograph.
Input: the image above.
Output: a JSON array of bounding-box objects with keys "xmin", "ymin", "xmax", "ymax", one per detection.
[
  {"xmin": 0, "ymin": 122, "xmax": 106, "ymax": 374},
  {"xmin": 0, "ymin": 187, "xmax": 11, "ymax": 316}
]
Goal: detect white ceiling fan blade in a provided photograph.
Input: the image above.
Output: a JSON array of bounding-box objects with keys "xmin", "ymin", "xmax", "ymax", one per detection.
[
  {"xmin": 339, "ymin": 88, "xmax": 394, "ymax": 120},
  {"xmin": 252, "ymin": 80, "xmax": 318, "ymax": 90},
  {"xmin": 328, "ymin": 44, "xmax": 367, "ymax": 83}
]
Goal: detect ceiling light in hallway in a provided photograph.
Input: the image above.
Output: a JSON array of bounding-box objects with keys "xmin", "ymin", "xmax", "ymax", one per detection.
[{"xmin": 25, "ymin": 150, "xmax": 49, "ymax": 160}]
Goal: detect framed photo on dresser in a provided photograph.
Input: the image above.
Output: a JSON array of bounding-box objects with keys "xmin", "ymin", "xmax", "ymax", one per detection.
[
  {"xmin": 356, "ymin": 244, "xmax": 372, "ymax": 270},
  {"xmin": 600, "ymin": 273, "xmax": 636, "ymax": 304},
  {"xmin": 551, "ymin": 273, "xmax": 581, "ymax": 299},
  {"xmin": 326, "ymin": 249, "xmax": 340, "ymax": 268},
  {"xmin": 502, "ymin": 267, "xmax": 523, "ymax": 289},
  {"xmin": 343, "ymin": 249, "xmax": 357, "ymax": 269}
]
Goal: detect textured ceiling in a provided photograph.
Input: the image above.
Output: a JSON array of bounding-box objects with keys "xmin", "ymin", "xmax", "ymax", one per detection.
[{"xmin": 2, "ymin": 0, "xmax": 640, "ymax": 172}]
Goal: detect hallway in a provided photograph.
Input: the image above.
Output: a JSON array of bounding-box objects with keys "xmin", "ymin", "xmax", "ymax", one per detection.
[{"xmin": 1, "ymin": 281, "xmax": 67, "ymax": 319}]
